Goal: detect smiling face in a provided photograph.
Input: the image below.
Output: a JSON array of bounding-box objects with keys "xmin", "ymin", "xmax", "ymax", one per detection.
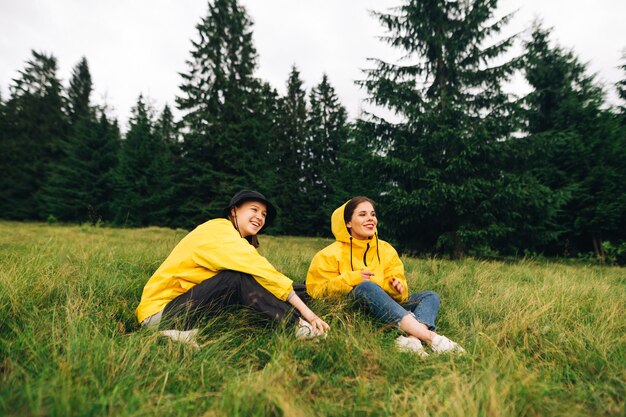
[
  {"xmin": 346, "ymin": 201, "xmax": 377, "ymax": 240},
  {"xmin": 231, "ymin": 200, "xmax": 267, "ymax": 237}
]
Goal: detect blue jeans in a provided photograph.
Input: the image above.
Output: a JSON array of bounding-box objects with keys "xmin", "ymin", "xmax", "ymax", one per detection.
[{"xmin": 349, "ymin": 281, "xmax": 440, "ymax": 330}]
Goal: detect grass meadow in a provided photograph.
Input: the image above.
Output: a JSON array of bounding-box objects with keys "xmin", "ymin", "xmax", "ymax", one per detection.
[{"xmin": 0, "ymin": 221, "xmax": 624, "ymax": 417}]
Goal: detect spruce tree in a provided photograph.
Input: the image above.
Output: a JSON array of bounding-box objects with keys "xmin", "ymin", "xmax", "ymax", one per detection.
[
  {"xmin": 607, "ymin": 56, "xmax": 626, "ymax": 260},
  {"xmin": 0, "ymin": 51, "xmax": 67, "ymax": 219},
  {"xmin": 39, "ymin": 57, "xmax": 99, "ymax": 222},
  {"xmin": 175, "ymin": 0, "xmax": 265, "ymax": 227},
  {"xmin": 0, "ymin": 91, "xmax": 6, "ymax": 153},
  {"xmin": 38, "ymin": 109, "xmax": 120, "ymax": 224},
  {"xmin": 271, "ymin": 66, "xmax": 309, "ymax": 234},
  {"xmin": 155, "ymin": 104, "xmax": 181, "ymax": 226},
  {"xmin": 0, "ymin": 92, "xmax": 5, "ymax": 141},
  {"xmin": 523, "ymin": 25, "xmax": 623, "ymax": 257},
  {"xmin": 39, "ymin": 115, "xmax": 93, "ymax": 221},
  {"xmin": 89, "ymin": 110, "xmax": 121, "ymax": 222},
  {"xmin": 0, "ymin": 93, "xmax": 8, "ymax": 213},
  {"xmin": 305, "ymin": 74, "xmax": 350, "ymax": 235},
  {"xmin": 67, "ymin": 57, "xmax": 92, "ymax": 123},
  {"xmin": 360, "ymin": 0, "xmax": 550, "ymax": 256},
  {"xmin": 155, "ymin": 105, "xmax": 179, "ymax": 158},
  {"xmin": 225, "ymin": 80, "xmax": 282, "ymax": 231},
  {"xmin": 617, "ymin": 53, "xmax": 626, "ymax": 120},
  {"xmin": 112, "ymin": 95, "xmax": 172, "ymax": 226}
]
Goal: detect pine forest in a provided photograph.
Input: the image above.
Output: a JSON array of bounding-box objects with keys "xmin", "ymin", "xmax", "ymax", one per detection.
[{"xmin": 1, "ymin": 0, "xmax": 625, "ymax": 263}]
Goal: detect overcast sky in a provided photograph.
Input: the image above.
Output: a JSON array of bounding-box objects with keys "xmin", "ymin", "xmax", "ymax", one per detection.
[{"xmin": 1, "ymin": 0, "xmax": 624, "ymax": 130}]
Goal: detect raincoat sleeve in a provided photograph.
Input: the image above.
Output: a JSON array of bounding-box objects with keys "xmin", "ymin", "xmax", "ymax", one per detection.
[
  {"xmin": 306, "ymin": 250, "xmax": 364, "ymax": 299},
  {"xmin": 190, "ymin": 220, "xmax": 294, "ymax": 301},
  {"xmin": 380, "ymin": 243, "xmax": 409, "ymax": 303}
]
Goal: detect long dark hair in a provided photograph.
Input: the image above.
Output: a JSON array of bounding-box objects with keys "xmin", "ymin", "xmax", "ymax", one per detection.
[
  {"xmin": 344, "ymin": 196, "xmax": 376, "ymax": 229},
  {"xmin": 228, "ymin": 204, "xmax": 261, "ymax": 248}
]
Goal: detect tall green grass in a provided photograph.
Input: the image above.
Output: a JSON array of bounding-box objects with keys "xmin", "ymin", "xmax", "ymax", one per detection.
[{"xmin": 0, "ymin": 221, "xmax": 624, "ymax": 416}]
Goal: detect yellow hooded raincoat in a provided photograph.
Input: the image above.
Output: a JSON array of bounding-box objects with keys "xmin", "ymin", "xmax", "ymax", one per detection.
[
  {"xmin": 306, "ymin": 201, "xmax": 409, "ymax": 303},
  {"xmin": 136, "ymin": 218, "xmax": 294, "ymax": 323}
]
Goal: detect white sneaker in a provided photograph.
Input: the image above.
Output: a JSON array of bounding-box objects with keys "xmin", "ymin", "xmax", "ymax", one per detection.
[
  {"xmin": 395, "ymin": 336, "xmax": 429, "ymax": 357},
  {"xmin": 159, "ymin": 328, "xmax": 200, "ymax": 349},
  {"xmin": 431, "ymin": 334, "xmax": 465, "ymax": 354},
  {"xmin": 295, "ymin": 318, "xmax": 327, "ymax": 340}
]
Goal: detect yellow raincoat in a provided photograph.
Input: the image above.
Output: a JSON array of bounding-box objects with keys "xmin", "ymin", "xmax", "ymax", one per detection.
[
  {"xmin": 136, "ymin": 218, "xmax": 293, "ymax": 323},
  {"xmin": 306, "ymin": 201, "xmax": 409, "ymax": 303}
]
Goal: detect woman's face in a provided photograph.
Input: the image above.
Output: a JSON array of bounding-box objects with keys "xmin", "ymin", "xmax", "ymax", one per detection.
[
  {"xmin": 346, "ymin": 201, "xmax": 377, "ymax": 240},
  {"xmin": 231, "ymin": 200, "xmax": 267, "ymax": 237}
]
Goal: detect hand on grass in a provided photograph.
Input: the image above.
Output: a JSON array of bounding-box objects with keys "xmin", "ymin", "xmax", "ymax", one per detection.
[
  {"xmin": 307, "ymin": 315, "xmax": 330, "ymax": 335},
  {"xmin": 290, "ymin": 294, "xmax": 330, "ymax": 335}
]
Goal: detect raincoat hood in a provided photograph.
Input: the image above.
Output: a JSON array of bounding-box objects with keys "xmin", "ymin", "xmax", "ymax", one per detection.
[{"xmin": 331, "ymin": 202, "xmax": 351, "ymax": 243}]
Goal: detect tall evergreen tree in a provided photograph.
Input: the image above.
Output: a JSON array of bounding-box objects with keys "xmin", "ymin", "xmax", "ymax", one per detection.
[
  {"xmin": 305, "ymin": 74, "xmax": 350, "ymax": 235},
  {"xmin": 360, "ymin": 0, "xmax": 552, "ymax": 256},
  {"xmin": 575, "ymin": 111, "xmax": 626, "ymax": 258},
  {"xmin": 252, "ymin": 81, "xmax": 282, "ymax": 200},
  {"xmin": 617, "ymin": 53, "xmax": 626, "ymax": 120},
  {"xmin": 67, "ymin": 57, "xmax": 92, "ymax": 123},
  {"xmin": 155, "ymin": 105, "xmax": 179, "ymax": 157},
  {"xmin": 607, "ymin": 56, "xmax": 626, "ymax": 259},
  {"xmin": 0, "ymin": 91, "xmax": 5, "ymax": 137},
  {"xmin": 0, "ymin": 91, "xmax": 6, "ymax": 151},
  {"xmin": 90, "ymin": 110, "xmax": 121, "ymax": 222},
  {"xmin": 0, "ymin": 51, "xmax": 67, "ymax": 219},
  {"xmin": 271, "ymin": 66, "xmax": 309, "ymax": 234},
  {"xmin": 38, "ymin": 110, "xmax": 120, "ymax": 224},
  {"xmin": 112, "ymin": 95, "xmax": 172, "ymax": 226},
  {"xmin": 0, "ymin": 93, "xmax": 8, "ymax": 210},
  {"xmin": 230, "ymin": 80, "xmax": 283, "ymax": 231},
  {"xmin": 155, "ymin": 104, "xmax": 182, "ymax": 226},
  {"xmin": 39, "ymin": 57, "xmax": 99, "ymax": 222},
  {"xmin": 175, "ymin": 0, "xmax": 266, "ymax": 228},
  {"xmin": 523, "ymin": 25, "xmax": 624, "ymax": 257}
]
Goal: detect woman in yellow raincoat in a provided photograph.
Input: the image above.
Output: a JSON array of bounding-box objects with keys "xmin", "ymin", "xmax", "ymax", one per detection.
[
  {"xmin": 137, "ymin": 190, "xmax": 329, "ymax": 346},
  {"xmin": 306, "ymin": 196, "xmax": 463, "ymax": 356}
]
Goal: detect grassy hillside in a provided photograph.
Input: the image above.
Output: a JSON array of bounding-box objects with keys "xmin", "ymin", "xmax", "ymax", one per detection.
[{"xmin": 0, "ymin": 221, "xmax": 624, "ymax": 417}]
